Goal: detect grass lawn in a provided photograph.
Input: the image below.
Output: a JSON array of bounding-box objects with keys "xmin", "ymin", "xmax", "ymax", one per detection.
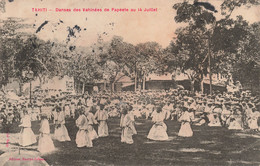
[{"xmin": 1, "ymin": 117, "xmax": 260, "ymax": 166}]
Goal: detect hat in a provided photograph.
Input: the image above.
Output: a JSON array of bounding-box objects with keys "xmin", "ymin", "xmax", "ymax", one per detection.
[{"xmin": 40, "ymin": 112, "xmax": 48, "ymax": 116}]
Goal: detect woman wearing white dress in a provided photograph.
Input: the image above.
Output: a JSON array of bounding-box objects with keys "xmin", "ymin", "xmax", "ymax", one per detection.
[
  {"xmin": 86, "ymin": 106, "xmax": 99, "ymax": 141},
  {"xmin": 38, "ymin": 114, "xmax": 55, "ymax": 154},
  {"xmin": 147, "ymin": 106, "xmax": 168, "ymax": 141},
  {"xmin": 71, "ymin": 102, "xmax": 76, "ymax": 118},
  {"xmin": 64, "ymin": 103, "xmax": 71, "ymax": 118},
  {"xmin": 208, "ymin": 104, "xmax": 222, "ymax": 127},
  {"xmin": 228, "ymin": 107, "xmax": 243, "ymax": 130},
  {"xmin": 75, "ymin": 109, "xmax": 92, "ymax": 148},
  {"xmin": 178, "ymin": 107, "xmax": 195, "ymax": 137},
  {"xmin": 19, "ymin": 110, "xmax": 37, "ymax": 146},
  {"xmin": 247, "ymin": 108, "xmax": 259, "ymax": 130},
  {"xmin": 95, "ymin": 104, "xmax": 109, "ymax": 137},
  {"xmin": 121, "ymin": 104, "xmax": 137, "ymax": 144},
  {"xmin": 54, "ymin": 107, "xmax": 71, "ymax": 142}
]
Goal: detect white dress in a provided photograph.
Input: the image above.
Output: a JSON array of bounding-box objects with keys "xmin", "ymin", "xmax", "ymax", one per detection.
[
  {"xmin": 228, "ymin": 115, "xmax": 243, "ymax": 130},
  {"xmin": 121, "ymin": 113, "xmax": 137, "ymax": 144},
  {"xmin": 208, "ymin": 114, "xmax": 222, "ymax": 127},
  {"xmin": 38, "ymin": 119, "xmax": 55, "ymax": 154},
  {"xmin": 87, "ymin": 112, "xmax": 99, "ymax": 140},
  {"xmin": 95, "ymin": 110, "xmax": 109, "ymax": 137},
  {"xmin": 147, "ymin": 111, "xmax": 168, "ymax": 141},
  {"xmin": 19, "ymin": 115, "xmax": 37, "ymax": 146},
  {"xmin": 178, "ymin": 111, "xmax": 194, "ymax": 137},
  {"xmin": 75, "ymin": 115, "xmax": 93, "ymax": 147},
  {"xmin": 54, "ymin": 111, "xmax": 71, "ymax": 142},
  {"xmin": 248, "ymin": 112, "xmax": 259, "ymax": 130}
]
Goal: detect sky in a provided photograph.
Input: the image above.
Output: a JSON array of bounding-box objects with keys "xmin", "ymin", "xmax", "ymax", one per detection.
[{"xmin": 1, "ymin": 0, "xmax": 260, "ymax": 48}]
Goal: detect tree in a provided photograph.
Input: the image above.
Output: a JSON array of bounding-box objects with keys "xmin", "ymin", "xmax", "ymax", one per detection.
[
  {"xmin": 0, "ymin": 17, "xmax": 31, "ymax": 93},
  {"xmin": 171, "ymin": 0, "xmax": 260, "ymax": 93},
  {"xmin": 135, "ymin": 42, "xmax": 163, "ymax": 90},
  {"xmin": 0, "ymin": 18, "xmax": 68, "ymax": 94},
  {"xmin": 107, "ymin": 36, "xmax": 136, "ymax": 92}
]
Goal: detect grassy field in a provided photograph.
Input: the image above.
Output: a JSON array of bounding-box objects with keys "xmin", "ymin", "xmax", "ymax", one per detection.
[{"xmin": 1, "ymin": 117, "xmax": 260, "ymax": 166}]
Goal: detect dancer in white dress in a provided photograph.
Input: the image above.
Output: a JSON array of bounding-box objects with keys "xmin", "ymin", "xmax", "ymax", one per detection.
[
  {"xmin": 64, "ymin": 103, "xmax": 71, "ymax": 118},
  {"xmin": 86, "ymin": 106, "xmax": 99, "ymax": 141},
  {"xmin": 95, "ymin": 104, "xmax": 109, "ymax": 137},
  {"xmin": 248, "ymin": 108, "xmax": 259, "ymax": 130},
  {"xmin": 178, "ymin": 107, "xmax": 195, "ymax": 137},
  {"xmin": 121, "ymin": 104, "xmax": 137, "ymax": 144},
  {"xmin": 19, "ymin": 110, "xmax": 37, "ymax": 146},
  {"xmin": 147, "ymin": 106, "xmax": 168, "ymax": 141},
  {"xmin": 228, "ymin": 108, "xmax": 243, "ymax": 130},
  {"xmin": 54, "ymin": 106, "xmax": 71, "ymax": 142},
  {"xmin": 38, "ymin": 114, "xmax": 55, "ymax": 154},
  {"xmin": 75, "ymin": 108, "xmax": 93, "ymax": 148}
]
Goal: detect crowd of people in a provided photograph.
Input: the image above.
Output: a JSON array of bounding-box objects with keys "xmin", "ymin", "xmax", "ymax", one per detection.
[{"xmin": 0, "ymin": 88, "xmax": 259, "ymax": 154}]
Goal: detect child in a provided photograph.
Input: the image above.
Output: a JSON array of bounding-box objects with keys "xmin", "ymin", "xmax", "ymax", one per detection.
[{"xmin": 38, "ymin": 113, "xmax": 55, "ymax": 154}]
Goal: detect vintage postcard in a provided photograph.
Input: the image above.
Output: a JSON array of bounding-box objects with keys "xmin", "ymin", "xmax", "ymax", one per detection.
[{"xmin": 0, "ymin": 0, "xmax": 259, "ymax": 165}]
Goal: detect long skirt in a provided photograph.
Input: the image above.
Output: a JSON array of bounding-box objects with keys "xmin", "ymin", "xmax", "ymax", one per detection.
[
  {"xmin": 98, "ymin": 121, "xmax": 109, "ymax": 137},
  {"xmin": 228, "ymin": 120, "xmax": 243, "ymax": 130},
  {"xmin": 121, "ymin": 127, "xmax": 134, "ymax": 144},
  {"xmin": 38, "ymin": 133, "xmax": 55, "ymax": 154},
  {"xmin": 88, "ymin": 125, "xmax": 99, "ymax": 140},
  {"xmin": 248, "ymin": 118, "xmax": 258, "ymax": 130},
  {"xmin": 75, "ymin": 130, "xmax": 93, "ymax": 148},
  {"xmin": 19, "ymin": 127, "xmax": 37, "ymax": 146},
  {"xmin": 54, "ymin": 124, "xmax": 71, "ymax": 142},
  {"xmin": 147, "ymin": 122, "xmax": 168, "ymax": 141},
  {"xmin": 178, "ymin": 122, "xmax": 193, "ymax": 137},
  {"xmin": 208, "ymin": 117, "xmax": 222, "ymax": 127}
]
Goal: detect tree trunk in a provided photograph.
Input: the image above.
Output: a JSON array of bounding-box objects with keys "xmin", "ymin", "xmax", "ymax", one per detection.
[
  {"xmin": 73, "ymin": 78, "xmax": 76, "ymax": 94},
  {"xmin": 200, "ymin": 79, "xmax": 204, "ymax": 94},
  {"xmin": 77, "ymin": 81, "xmax": 80, "ymax": 94},
  {"xmin": 112, "ymin": 82, "xmax": 115, "ymax": 92},
  {"xmin": 134, "ymin": 63, "xmax": 137, "ymax": 92},
  {"xmin": 143, "ymin": 72, "xmax": 146, "ymax": 91},
  {"xmin": 200, "ymin": 73, "xmax": 204, "ymax": 93},
  {"xmin": 190, "ymin": 80, "xmax": 195, "ymax": 93},
  {"xmin": 19, "ymin": 82, "xmax": 23, "ymax": 96},
  {"xmin": 82, "ymin": 82, "xmax": 85, "ymax": 94},
  {"xmin": 208, "ymin": 37, "xmax": 212, "ymax": 96},
  {"xmin": 39, "ymin": 76, "xmax": 43, "ymax": 88},
  {"xmin": 104, "ymin": 81, "xmax": 106, "ymax": 92}
]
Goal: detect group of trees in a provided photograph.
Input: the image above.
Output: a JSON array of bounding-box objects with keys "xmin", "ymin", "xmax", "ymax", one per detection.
[
  {"xmin": 0, "ymin": 0, "xmax": 259, "ymax": 94},
  {"xmin": 168, "ymin": 0, "xmax": 260, "ymax": 93},
  {"xmin": 0, "ymin": 18, "xmax": 164, "ymax": 93}
]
